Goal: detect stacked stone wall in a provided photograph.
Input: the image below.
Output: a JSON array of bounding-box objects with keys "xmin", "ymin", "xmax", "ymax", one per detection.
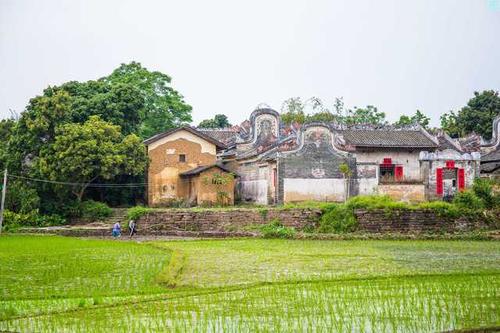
[
  {"xmin": 138, "ymin": 208, "xmax": 322, "ymax": 234},
  {"xmin": 354, "ymin": 209, "xmax": 486, "ymax": 233}
]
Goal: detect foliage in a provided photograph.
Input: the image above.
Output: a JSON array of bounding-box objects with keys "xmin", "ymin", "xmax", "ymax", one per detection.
[
  {"xmin": 49, "ymin": 80, "xmax": 145, "ymax": 135},
  {"xmin": 416, "ymin": 201, "xmax": 460, "ymax": 218},
  {"xmin": 344, "ymin": 105, "xmax": 386, "ymax": 125},
  {"xmin": 452, "ymin": 190, "xmax": 484, "ymax": 211},
  {"xmin": 260, "ymin": 219, "xmax": 296, "ymax": 239},
  {"xmin": 37, "ymin": 116, "xmax": 148, "ymax": 201},
  {"xmin": 472, "ymin": 178, "xmax": 498, "ymax": 209},
  {"xmin": 104, "ymin": 61, "xmax": 192, "ymax": 139},
  {"xmin": 198, "ymin": 114, "xmax": 231, "ymax": 128},
  {"xmin": 127, "ymin": 206, "xmax": 153, "ymax": 220},
  {"xmin": 318, "ymin": 204, "xmax": 358, "ymax": 233},
  {"xmin": 4, "ymin": 180, "xmax": 40, "ymax": 214},
  {"xmin": 280, "ymin": 97, "xmax": 306, "ymax": 125},
  {"xmin": 0, "ymin": 118, "xmax": 15, "ymax": 170},
  {"xmin": 345, "ymin": 195, "xmax": 407, "ymax": 210},
  {"xmin": 394, "ymin": 110, "xmax": 430, "ymax": 129},
  {"xmin": 79, "ymin": 200, "xmax": 113, "ymax": 221},
  {"xmin": 2, "ymin": 210, "xmax": 65, "ymax": 231},
  {"xmin": 440, "ymin": 90, "xmax": 500, "ymax": 139},
  {"xmin": 440, "ymin": 111, "xmax": 461, "ymax": 138}
]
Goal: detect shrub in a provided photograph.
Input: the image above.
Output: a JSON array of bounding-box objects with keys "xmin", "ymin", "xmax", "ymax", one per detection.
[
  {"xmin": 452, "ymin": 191, "xmax": 484, "ymax": 210},
  {"xmin": 318, "ymin": 204, "xmax": 358, "ymax": 233},
  {"xmin": 417, "ymin": 201, "xmax": 460, "ymax": 218},
  {"xmin": 472, "ymin": 178, "xmax": 497, "ymax": 209},
  {"xmin": 2, "ymin": 210, "xmax": 66, "ymax": 231},
  {"xmin": 80, "ymin": 200, "xmax": 113, "ymax": 221},
  {"xmin": 345, "ymin": 195, "xmax": 409, "ymax": 211},
  {"xmin": 260, "ymin": 219, "xmax": 296, "ymax": 239},
  {"xmin": 127, "ymin": 206, "xmax": 152, "ymax": 220},
  {"xmin": 35, "ymin": 214, "xmax": 66, "ymax": 226}
]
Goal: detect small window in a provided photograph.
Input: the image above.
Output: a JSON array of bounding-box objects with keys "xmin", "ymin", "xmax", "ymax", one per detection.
[
  {"xmin": 179, "ymin": 154, "xmax": 186, "ymax": 162},
  {"xmin": 379, "ymin": 164, "xmax": 395, "ymax": 179}
]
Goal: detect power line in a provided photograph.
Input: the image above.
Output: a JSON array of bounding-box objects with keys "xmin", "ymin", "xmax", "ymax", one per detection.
[
  {"xmin": 8, "ymin": 174, "xmax": 150, "ymax": 188},
  {"xmin": 9, "ymin": 174, "xmax": 196, "ymax": 189}
]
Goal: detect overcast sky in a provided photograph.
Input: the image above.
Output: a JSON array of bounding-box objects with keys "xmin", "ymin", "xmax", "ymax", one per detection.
[{"xmin": 1, "ymin": 0, "xmax": 499, "ymax": 126}]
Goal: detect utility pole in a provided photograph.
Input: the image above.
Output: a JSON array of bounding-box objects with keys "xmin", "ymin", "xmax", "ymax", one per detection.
[{"xmin": 0, "ymin": 168, "xmax": 7, "ymax": 234}]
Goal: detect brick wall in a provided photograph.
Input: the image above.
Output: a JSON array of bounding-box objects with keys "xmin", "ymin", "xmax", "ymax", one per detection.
[
  {"xmin": 354, "ymin": 209, "xmax": 486, "ymax": 233},
  {"xmin": 136, "ymin": 208, "xmax": 487, "ymax": 235},
  {"xmin": 137, "ymin": 208, "xmax": 322, "ymax": 234}
]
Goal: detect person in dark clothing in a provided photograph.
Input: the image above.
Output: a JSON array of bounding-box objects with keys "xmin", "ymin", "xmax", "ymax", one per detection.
[{"xmin": 128, "ymin": 220, "xmax": 137, "ymax": 238}]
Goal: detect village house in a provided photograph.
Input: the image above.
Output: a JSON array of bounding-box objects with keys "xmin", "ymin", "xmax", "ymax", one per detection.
[
  {"xmin": 145, "ymin": 108, "xmax": 498, "ymax": 207},
  {"xmin": 144, "ymin": 126, "xmax": 236, "ymax": 206}
]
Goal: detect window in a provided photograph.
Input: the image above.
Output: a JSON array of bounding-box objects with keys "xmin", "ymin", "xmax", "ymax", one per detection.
[
  {"xmin": 379, "ymin": 164, "xmax": 395, "ymax": 178},
  {"xmin": 179, "ymin": 154, "xmax": 186, "ymax": 162},
  {"xmin": 379, "ymin": 157, "xmax": 404, "ymax": 183}
]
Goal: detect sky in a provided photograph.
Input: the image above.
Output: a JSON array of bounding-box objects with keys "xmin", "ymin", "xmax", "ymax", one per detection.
[{"xmin": 1, "ymin": 0, "xmax": 499, "ymax": 127}]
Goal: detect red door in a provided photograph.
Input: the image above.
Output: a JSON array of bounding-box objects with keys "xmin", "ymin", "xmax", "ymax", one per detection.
[
  {"xmin": 395, "ymin": 166, "xmax": 403, "ymax": 181},
  {"xmin": 457, "ymin": 168, "xmax": 465, "ymax": 191},
  {"xmin": 436, "ymin": 168, "xmax": 443, "ymax": 196}
]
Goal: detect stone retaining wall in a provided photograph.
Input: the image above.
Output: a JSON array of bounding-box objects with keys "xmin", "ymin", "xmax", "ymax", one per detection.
[
  {"xmin": 354, "ymin": 209, "xmax": 486, "ymax": 233},
  {"xmin": 137, "ymin": 208, "xmax": 322, "ymax": 233}
]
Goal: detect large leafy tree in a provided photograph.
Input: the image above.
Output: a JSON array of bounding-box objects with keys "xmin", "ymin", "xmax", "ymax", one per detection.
[
  {"xmin": 52, "ymin": 80, "xmax": 145, "ymax": 135},
  {"xmin": 37, "ymin": 116, "xmax": 147, "ymax": 202},
  {"xmin": 104, "ymin": 62, "xmax": 192, "ymax": 138},
  {"xmin": 394, "ymin": 110, "xmax": 430, "ymax": 129},
  {"xmin": 440, "ymin": 90, "xmax": 500, "ymax": 139},
  {"xmin": 198, "ymin": 114, "xmax": 231, "ymax": 128}
]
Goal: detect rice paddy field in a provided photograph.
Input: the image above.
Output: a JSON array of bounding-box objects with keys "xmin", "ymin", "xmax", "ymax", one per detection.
[{"xmin": 0, "ymin": 235, "xmax": 499, "ymax": 332}]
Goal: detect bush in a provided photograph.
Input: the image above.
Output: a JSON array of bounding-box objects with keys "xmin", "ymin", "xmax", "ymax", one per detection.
[
  {"xmin": 5, "ymin": 181, "xmax": 40, "ymax": 214},
  {"xmin": 127, "ymin": 206, "xmax": 152, "ymax": 220},
  {"xmin": 318, "ymin": 204, "xmax": 358, "ymax": 233},
  {"xmin": 416, "ymin": 201, "xmax": 460, "ymax": 218},
  {"xmin": 345, "ymin": 195, "xmax": 408, "ymax": 211},
  {"xmin": 80, "ymin": 200, "xmax": 113, "ymax": 221},
  {"xmin": 472, "ymin": 178, "xmax": 498, "ymax": 209},
  {"xmin": 2, "ymin": 210, "xmax": 66, "ymax": 231},
  {"xmin": 452, "ymin": 191, "xmax": 484, "ymax": 210},
  {"xmin": 260, "ymin": 219, "xmax": 296, "ymax": 239}
]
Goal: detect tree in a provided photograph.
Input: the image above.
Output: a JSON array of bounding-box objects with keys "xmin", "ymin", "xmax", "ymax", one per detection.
[
  {"xmin": 440, "ymin": 90, "xmax": 500, "ymax": 139},
  {"xmin": 440, "ymin": 111, "xmax": 461, "ymax": 138},
  {"xmin": 280, "ymin": 97, "xmax": 306, "ymax": 125},
  {"xmin": 339, "ymin": 163, "xmax": 353, "ymax": 203},
  {"xmin": 198, "ymin": 114, "xmax": 231, "ymax": 128},
  {"xmin": 394, "ymin": 110, "xmax": 430, "ymax": 129},
  {"xmin": 104, "ymin": 62, "xmax": 192, "ymax": 138},
  {"xmin": 55, "ymin": 80, "xmax": 145, "ymax": 135},
  {"xmin": 0, "ymin": 118, "xmax": 15, "ymax": 170},
  {"xmin": 281, "ymin": 97, "xmax": 339, "ymax": 124},
  {"xmin": 344, "ymin": 105, "xmax": 386, "ymax": 125},
  {"xmin": 37, "ymin": 116, "xmax": 148, "ymax": 202}
]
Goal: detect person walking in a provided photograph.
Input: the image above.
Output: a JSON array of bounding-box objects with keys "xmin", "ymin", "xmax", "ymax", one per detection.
[
  {"xmin": 112, "ymin": 222, "xmax": 121, "ymax": 238},
  {"xmin": 128, "ymin": 219, "xmax": 137, "ymax": 238}
]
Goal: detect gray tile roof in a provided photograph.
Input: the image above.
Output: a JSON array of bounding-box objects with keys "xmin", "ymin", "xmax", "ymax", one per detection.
[
  {"xmin": 482, "ymin": 148, "xmax": 500, "ymax": 162},
  {"xmin": 197, "ymin": 128, "xmax": 239, "ymax": 146},
  {"xmin": 338, "ymin": 129, "xmax": 438, "ymax": 148}
]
